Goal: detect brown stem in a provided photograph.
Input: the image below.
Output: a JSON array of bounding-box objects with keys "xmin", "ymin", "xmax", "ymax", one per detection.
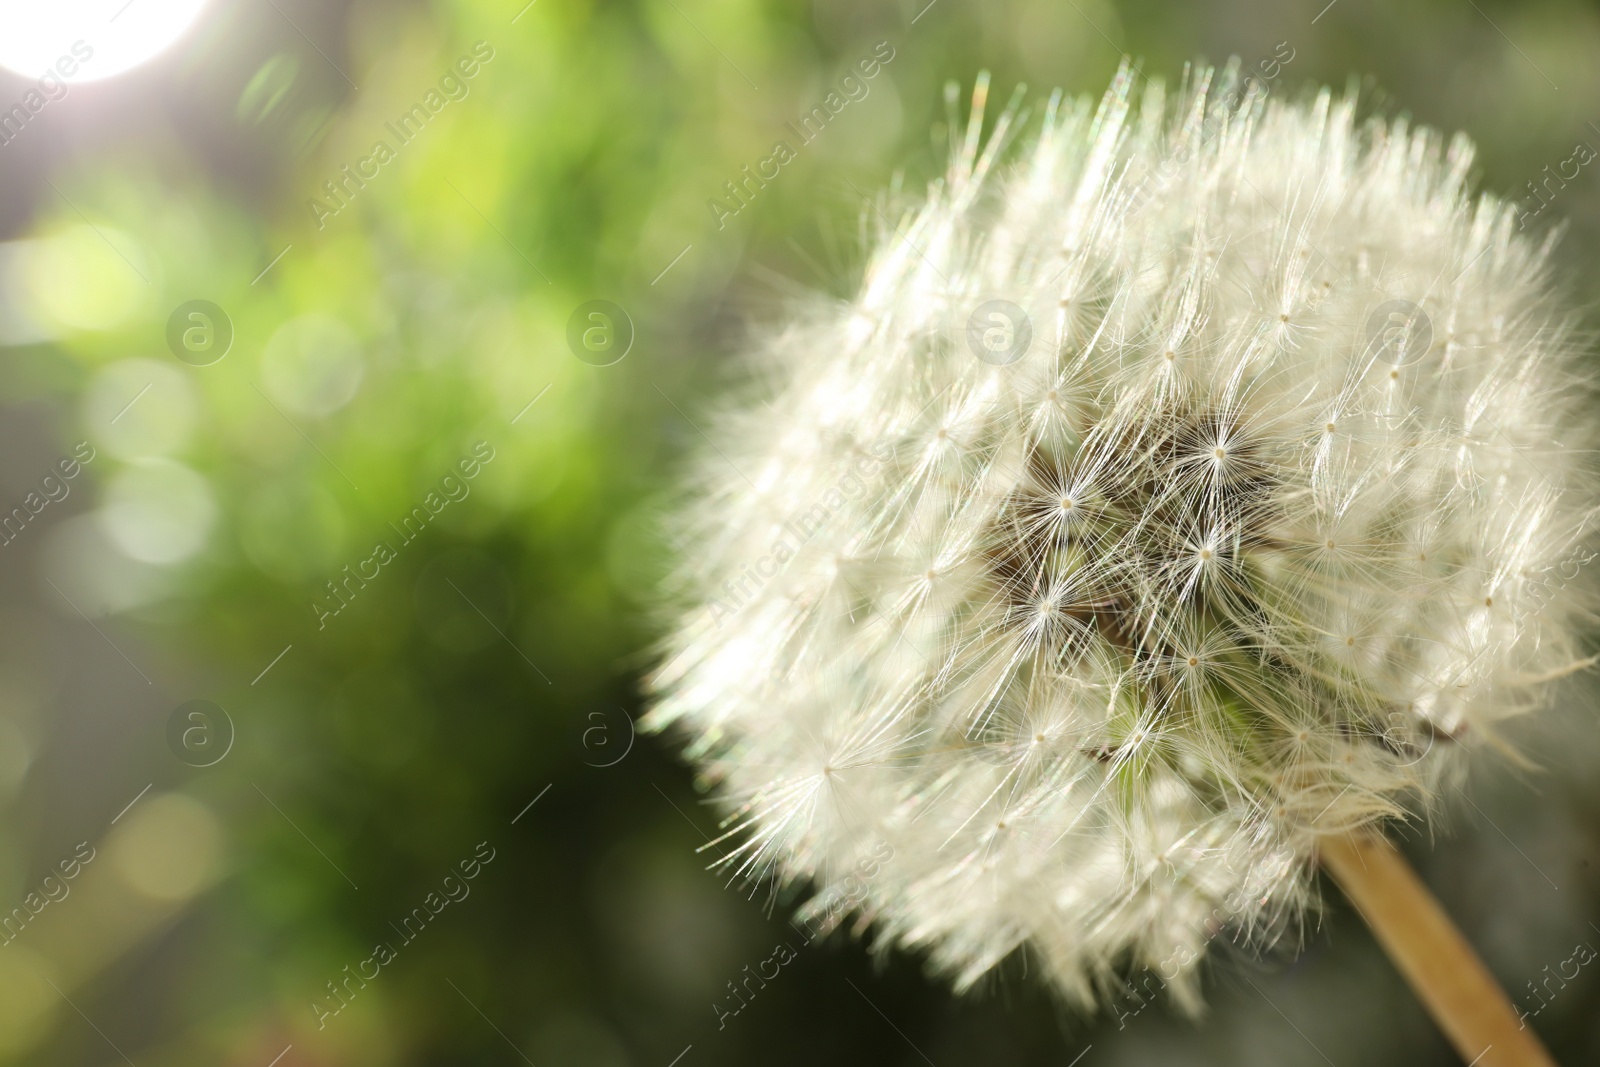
[{"xmin": 1319, "ymin": 831, "xmax": 1557, "ymax": 1067}]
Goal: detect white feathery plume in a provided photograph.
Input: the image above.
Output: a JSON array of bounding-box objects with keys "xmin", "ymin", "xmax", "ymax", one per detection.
[{"xmin": 646, "ymin": 62, "xmax": 1596, "ymax": 1014}]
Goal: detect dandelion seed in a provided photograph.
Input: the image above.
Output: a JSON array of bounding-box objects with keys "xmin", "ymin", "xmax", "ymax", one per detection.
[{"xmin": 646, "ymin": 60, "xmax": 1594, "ymax": 1036}]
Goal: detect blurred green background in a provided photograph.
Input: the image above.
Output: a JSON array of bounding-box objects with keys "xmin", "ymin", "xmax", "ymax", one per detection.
[{"xmin": 0, "ymin": 0, "xmax": 1597, "ymax": 1064}]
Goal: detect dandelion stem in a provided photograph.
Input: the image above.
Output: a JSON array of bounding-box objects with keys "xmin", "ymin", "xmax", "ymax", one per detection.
[{"xmin": 1320, "ymin": 831, "xmax": 1556, "ymax": 1067}]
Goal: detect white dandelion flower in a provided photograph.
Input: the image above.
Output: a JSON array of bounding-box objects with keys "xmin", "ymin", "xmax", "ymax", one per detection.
[{"xmin": 646, "ymin": 61, "xmax": 1595, "ymax": 1023}]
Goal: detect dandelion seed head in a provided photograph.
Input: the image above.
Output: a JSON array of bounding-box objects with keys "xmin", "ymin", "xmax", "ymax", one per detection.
[{"xmin": 646, "ymin": 62, "xmax": 1596, "ymax": 1014}]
